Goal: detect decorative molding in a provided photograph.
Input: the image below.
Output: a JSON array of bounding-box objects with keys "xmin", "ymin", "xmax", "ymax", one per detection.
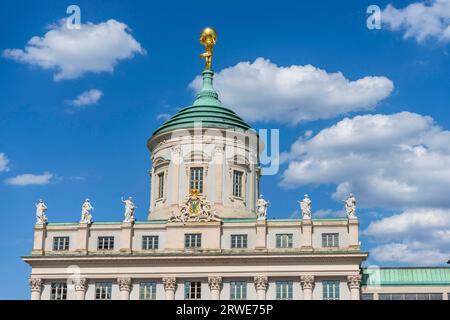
[
  {"xmin": 74, "ymin": 278, "xmax": 88, "ymax": 292},
  {"xmin": 208, "ymin": 276, "xmax": 223, "ymax": 291},
  {"xmin": 300, "ymin": 275, "xmax": 315, "ymax": 290},
  {"xmin": 118, "ymin": 277, "xmax": 132, "ymax": 291},
  {"xmin": 254, "ymin": 276, "xmax": 268, "ymax": 291},
  {"xmin": 162, "ymin": 277, "xmax": 177, "ymax": 291},
  {"xmin": 169, "ymin": 190, "xmax": 221, "ymax": 223},
  {"xmin": 347, "ymin": 274, "xmax": 362, "ymax": 289},
  {"xmin": 28, "ymin": 278, "xmax": 43, "ymax": 292}
]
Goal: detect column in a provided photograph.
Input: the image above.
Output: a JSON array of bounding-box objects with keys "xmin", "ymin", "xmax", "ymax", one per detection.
[
  {"xmin": 118, "ymin": 278, "xmax": 132, "ymax": 300},
  {"xmin": 254, "ymin": 276, "xmax": 268, "ymax": 300},
  {"xmin": 162, "ymin": 277, "xmax": 177, "ymax": 300},
  {"xmin": 208, "ymin": 276, "xmax": 222, "ymax": 300},
  {"xmin": 300, "ymin": 275, "xmax": 315, "ymax": 300},
  {"xmin": 29, "ymin": 278, "xmax": 43, "ymax": 300},
  {"xmin": 74, "ymin": 278, "xmax": 88, "ymax": 300},
  {"xmin": 347, "ymin": 275, "xmax": 362, "ymax": 300}
]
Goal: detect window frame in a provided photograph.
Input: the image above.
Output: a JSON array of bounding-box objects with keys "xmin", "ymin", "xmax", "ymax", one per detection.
[
  {"xmin": 142, "ymin": 235, "xmax": 159, "ymax": 250},
  {"xmin": 95, "ymin": 281, "xmax": 112, "ymax": 300},
  {"xmin": 189, "ymin": 167, "xmax": 204, "ymax": 194},
  {"xmin": 157, "ymin": 171, "xmax": 165, "ymax": 200},
  {"xmin": 230, "ymin": 234, "xmax": 248, "ymax": 249},
  {"xmin": 322, "ymin": 280, "xmax": 340, "ymax": 300},
  {"xmin": 97, "ymin": 236, "xmax": 115, "ymax": 250},
  {"xmin": 139, "ymin": 281, "xmax": 157, "ymax": 300},
  {"xmin": 50, "ymin": 282, "xmax": 67, "ymax": 300},
  {"xmin": 322, "ymin": 233, "xmax": 339, "ymax": 247},
  {"xmin": 53, "ymin": 236, "xmax": 70, "ymax": 251},
  {"xmin": 232, "ymin": 170, "xmax": 244, "ymax": 198},
  {"xmin": 184, "ymin": 281, "xmax": 202, "ymax": 300},
  {"xmin": 184, "ymin": 233, "xmax": 202, "ymax": 249},
  {"xmin": 276, "ymin": 234, "xmax": 293, "ymax": 248},
  {"xmin": 230, "ymin": 281, "xmax": 247, "ymax": 300},
  {"xmin": 276, "ymin": 280, "xmax": 293, "ymax": 300}
]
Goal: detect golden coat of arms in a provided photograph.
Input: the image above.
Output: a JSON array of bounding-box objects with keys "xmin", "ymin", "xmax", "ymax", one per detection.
[{"xmin": 169, "ymin": 189, "xmax": 221, "ymax": 223}]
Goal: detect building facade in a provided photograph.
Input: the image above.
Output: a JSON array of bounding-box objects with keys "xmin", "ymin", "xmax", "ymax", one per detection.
[{"xmin": 23, "ymin": 28, "xmax": 450, "ymax": 301}]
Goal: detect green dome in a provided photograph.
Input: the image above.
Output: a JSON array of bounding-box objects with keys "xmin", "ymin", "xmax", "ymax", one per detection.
[{"xmin": 152, "ymin": 70, "xmax": 251, "ymax": 136}]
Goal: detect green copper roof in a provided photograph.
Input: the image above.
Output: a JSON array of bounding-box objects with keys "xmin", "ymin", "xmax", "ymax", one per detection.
[
  {"xmin": 362, "ymin": 268, "xmax": 450, "ymax": 286},
  {"xmin": 152, "ymin": 70, "xmax": 251, "ymax": 136}
]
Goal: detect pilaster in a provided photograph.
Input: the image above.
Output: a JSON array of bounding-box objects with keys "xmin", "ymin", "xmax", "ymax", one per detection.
[
  {"xmin": 119, "ymin": 221, "xmax": 134, "ymax": 253},
  {"xmin": 32, "ymin": 224, "xmax": 46, "ymax": 255}
]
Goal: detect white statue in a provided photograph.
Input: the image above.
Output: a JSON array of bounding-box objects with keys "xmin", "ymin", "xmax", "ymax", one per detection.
[
  {"xmin": 35, "ymin": 199, "xmax": 48, "ymax": 224},
  {"xmin": 299, "ymin": 194, "xmax": 311, "ymax": 219},
  {"xmin": 345, "ymin": 193, "xmax": 357, "ymax": 219},
  {"xmin": 122, "ymin": 196, "xmax": 136, "ymax": 222},
  {"xmin": 80, "ymin": 198, "xmax": 94, "ymax": 224},
  {"xmin": 256, "ymin": 195, "xmax": 269, "ymax": 220}
]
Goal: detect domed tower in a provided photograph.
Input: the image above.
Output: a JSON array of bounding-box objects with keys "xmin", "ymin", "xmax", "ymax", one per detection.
[{"xmin": 147, "ymin": 27, "xmax": 261, "ymax": 220}]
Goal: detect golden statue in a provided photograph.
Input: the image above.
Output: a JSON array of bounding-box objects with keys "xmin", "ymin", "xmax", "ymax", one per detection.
[{"xmin": 199, "ymin": 27, "xmax": 217, "ymax": 70}]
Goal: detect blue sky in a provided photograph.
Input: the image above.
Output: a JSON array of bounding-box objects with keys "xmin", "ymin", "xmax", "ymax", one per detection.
[{"xmin": 1, "ymin": 0, "xmax": 450, "ymax": 299}]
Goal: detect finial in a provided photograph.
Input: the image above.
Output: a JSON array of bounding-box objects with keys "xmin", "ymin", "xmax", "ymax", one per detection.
[{"xmin": 199, "ymin": 27, "xmax": 217, "ymax": 71}]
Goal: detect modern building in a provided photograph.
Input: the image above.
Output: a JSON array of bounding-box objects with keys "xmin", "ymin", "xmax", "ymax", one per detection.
[{"xmin": 23, "ymin": 28, "xmax": 450, "ymax": 301}]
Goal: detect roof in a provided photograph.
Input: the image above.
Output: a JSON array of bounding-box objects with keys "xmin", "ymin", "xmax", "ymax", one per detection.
[
  {"xmin": 152, "ymin": 69, "xmax": 251, "ymax": 136},
  {"xmin": 362, "ymin": 267, "xmax": 450, "ymax": 286}
]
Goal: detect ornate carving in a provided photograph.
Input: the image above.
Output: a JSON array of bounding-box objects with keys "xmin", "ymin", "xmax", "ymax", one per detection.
[
  {"xmin": 28, "ymin": 278, "xmax": 43, "ymax": 292},
  {"xmin": 162, "ymin": 277, "xmax": 177, "ymax": 291},
  {"xmin": 254, "ymin": 276, "xmax": 268, "ymax": 291},
  {"xmin": 300, "ymin": 275, "xmax": 315, "ymax": 290},
  {"xmin": 169, "ymin": 189, "xmax": 221, "ymax": 223},
  {"xmin": 345, "ymin": 193, "xmax": 357, "ymax": 219},
  {"xmin": 256, "ymin": 195, "xmax": 269, "ymax": 220},
  {"xmin": 121, "ymin": 196, "xmax": 136, "ymax": 223},
  {"xmin": 80, "ymin": 199, "xmax": 93, "ymax": 224},
  {"xmin": 347, "ymin": 275, "xmax": 362, "ymax": 289},
  {"xmin": 299, "ymin": 194, "xmax": 311, "ymax": 219},
  {"xmin": 74, "ymin": 278, "xmax": 88, "ymax": 292},
  {"xmin": 118, "ymin": 278, "xmax": 132, "ymax": 291},
  {"xmin": 208, "ymin": 276, "xmax": 223, "ymax": 291},
  {"xmin": 35, "ymin": 199, "xmax": 48, "ymax": 224}
]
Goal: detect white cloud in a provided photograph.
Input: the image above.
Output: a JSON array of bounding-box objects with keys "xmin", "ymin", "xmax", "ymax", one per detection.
[
  {"xmin": 189, "ymin": 58, "xmax": 393, "ymax": 124},
  {"xmin": 69, "ymin": 89, "xmax": 103, "ymax": 107},
  {"xmin": 0, "ymin": 153, "xmax": 10, "ymax": 172},
  {"xmin": 156, "ymin": 113, "xmax": 171, "ymax": 121},
  {"xmin": 281, "ymin": 112, "xmax": 450, "ymax": 209},
  {"xmin": 364, "ymin": 208, "xmax": 450, "ymax": 265},
  {"xmin": 5, "ymin": 172, "xmax": 54, "ymax": 186},
  {"xmin": 2, "ymin": 19, "xmax": 145, "ymax": 80},
  {"xmin": 383, "ymin": 0, "xmax": 450, "ymax": 43}
]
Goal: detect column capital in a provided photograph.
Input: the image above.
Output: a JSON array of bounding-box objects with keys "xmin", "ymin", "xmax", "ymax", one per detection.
[
  {"xmin": 118, "ymin": 277, "xmax": 132, "ymax": 291},
  {"xmin": 347, "ymin": 274, "xmax": 362, "ymax": 290},
  {"xmin": 208, "ymin": 276, "xmax": 223, "ymax": 291},
  {"xmin": 254, "ymin": 276, "xmax": 269, "ymax": 291},
  {"xmin": 28, "ymin": 278, "xmax": 43, "ymax": 292},
  {"xmin": 300, "ymin": 275, "xmax": 315, "ymax": 290},
  {"xmin": 162, "ymin": 277, "xmax": 177, "ymax": 291},
  {"xmin": 74, "ymin": 278, "xmax": 88, "ymax": 292}
]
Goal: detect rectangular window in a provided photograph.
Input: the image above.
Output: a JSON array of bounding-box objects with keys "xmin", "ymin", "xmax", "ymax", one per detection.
[
  {"xmin": 323, "ymin": 280, "xmax": 340, "ymax": 300},
  {"xmin": 157, "ymin": 172, "xmax": 164, "ymax": 199},
  {"xmin": 230, "ymin": 281, "xmax": 247, "ymax": 300},
  {"xmin": 50, "ymin": 282, "xmax": 67, "ymax": 300},
  {"xmin": 97, "ymin": 236, "xmax": 114, "ymax": 250},
  {"xmin": 139, "ymin": 281, "xmax": 156, "ymax": 300},
  {"xmin": 53, "ymin": 236, "xmax": 69, "ymax": 251},
  {"xmin": 142, "ymin": 235, "xmax": 159, "ymax": 250},
  {"xmin": 190, "ymin": 167, "xmax": 203, "ymax": 193},
  {"xmin": 185, "ymin": 234, "xmax": 201, "ymax": 248},
  {"xmin": 322, "ymin": 233, "xmax": 339, "ymax": 247},
  {"xmin": 379, "ymin": 293, "xmax": 443, "ymax": 300},
  {"xmin": 95, "ymin": 282, "xmax": 112, "ymax": 300},
  {"xmin": 231, "ymin": 234, "xmax": 248, "ymax": 249},
  {"xmin": 276, "ymin": 281, "xmax": 293, "ymax": 300},
  {"xmin": 184, "ymin": 281, "xmax": 201, "ymax": 300},
  {"xmin": 276, "ymin": 234, "xmax": 293, "ymax": 248},
  {"xmin": 361, "ymin": 293, "xmax": 374, "ymax": 300},
  {"xmin": 232, "ymin": 170, "xmax": 243, "ymax": 198}
]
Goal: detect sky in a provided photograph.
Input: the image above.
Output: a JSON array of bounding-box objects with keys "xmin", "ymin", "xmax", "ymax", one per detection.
[{"xmin": 1, "ymin": 0, "xmax": 450, "ymax": 299}]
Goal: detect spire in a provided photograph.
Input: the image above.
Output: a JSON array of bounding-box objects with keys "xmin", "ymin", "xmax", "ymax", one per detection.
[{"xmin": 193, "ymin": 69, "xmax": 221, "ymax": 107}]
